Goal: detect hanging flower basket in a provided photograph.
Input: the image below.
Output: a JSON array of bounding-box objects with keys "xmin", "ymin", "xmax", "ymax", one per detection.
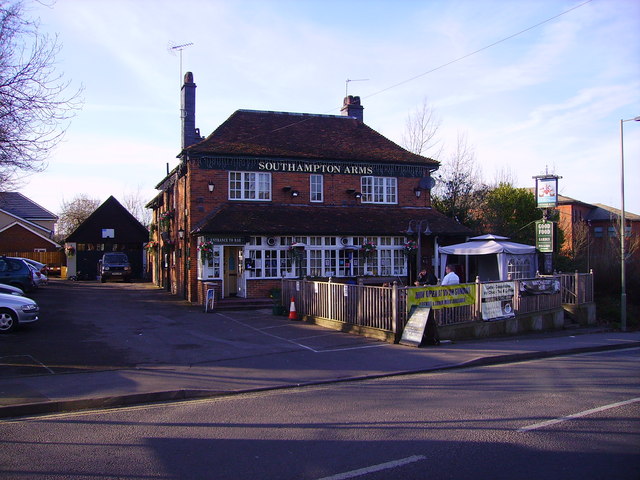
[
  {"xmin": 360, "ymin": 241, "xmax": 377, "ymax": 259},
  {"xmin": 144, "ymin": 241, "xmax": 159, "ymax": 251},
  {"xmin": 289, "ymin": 244, "xmax": 305, "ymax": 263},
  {"xmin": 403, "ymin": 240, "xmax": 417, "ymax": 256},
  {"xmin": 159, "ymin": 210, "xmax": 174, "ymax": 230},
  {"xmin": 65, "ymin": 245, "xmax": 75, "ymax": 257},
  {"xmin": 198, "ymin": 240, "xmax": 214, "ymax": 261}
]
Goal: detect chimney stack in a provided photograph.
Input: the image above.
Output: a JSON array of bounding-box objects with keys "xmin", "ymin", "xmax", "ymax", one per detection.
[
  {"xmin": 181, "ymin": 71, "xmax": 198, "ymax": 148},
  {"xmin": 341, "ymin": 95, "xmax": 364, "ymax": 122}
]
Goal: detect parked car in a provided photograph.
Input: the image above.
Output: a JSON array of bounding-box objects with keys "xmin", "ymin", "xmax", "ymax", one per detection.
[
  {"xmin": 0, "ymin": 256, "xmax": 35, "ymax": 292},
  {"xmin": 98, "ymin": 252, "xmax": 132, "ymax": 283},
  {"xmin": 0, "ymin": 284, "xmax": 25, "ymax": 296},
  {"xmin": 19, "ymin": 258, "xmax": 48, "ymax": 276},
  {"xmin": 27, "ymin": 263, "xmax": 47, "ymax": 288},
  {"xmin": 0, "ymin": 292, "xmax": 39, "ymax": 333}
]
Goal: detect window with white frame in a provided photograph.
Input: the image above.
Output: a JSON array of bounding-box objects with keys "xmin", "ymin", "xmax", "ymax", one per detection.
[
  {"xmin": 241, "ymin": 236, "xmax": 408, "ymax": 279},
  {"xmin": 197, "ymin": 241, "xmax": 222, "ymax": 280},
  {"xmin": 229, "ymin": 171, "xmax": 271, "ymax": 201},
  {"xmin": 361, "ymin": 176, "xmax": 397, "ymax": 204},
  {"xmin": 310, "ymin": 174, "xmax": 323, "ymax": 202}
]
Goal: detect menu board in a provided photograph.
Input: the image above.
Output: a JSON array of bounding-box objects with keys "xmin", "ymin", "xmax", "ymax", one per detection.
[{"xmin": 400, "ymin": 306, "xmax": 431, "ymax": 347}]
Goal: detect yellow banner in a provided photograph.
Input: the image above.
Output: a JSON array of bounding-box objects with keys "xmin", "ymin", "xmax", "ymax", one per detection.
[{"xmin": 407, "ymin": 284, "xmax": 476, "ymax": 312}]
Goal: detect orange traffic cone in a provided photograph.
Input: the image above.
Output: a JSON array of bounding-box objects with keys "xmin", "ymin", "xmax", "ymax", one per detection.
[{"xmin": 288, "ymin": 296, "xmax": 298, "ymax": 320}]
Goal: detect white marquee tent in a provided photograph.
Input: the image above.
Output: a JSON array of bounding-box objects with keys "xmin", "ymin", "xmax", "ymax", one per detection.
[{"xmin": 438, "ymin": 234, "xmax": 537, "ymax": 282}]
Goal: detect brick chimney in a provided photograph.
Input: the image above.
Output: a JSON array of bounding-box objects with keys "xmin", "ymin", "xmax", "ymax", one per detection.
[
  {"xmin": 181, "ymin": 71, "xmax": 199, "ymax": 148},
  {"xmin": 341, "ymin": 95, "xmax": 364, "ymax": 122}
]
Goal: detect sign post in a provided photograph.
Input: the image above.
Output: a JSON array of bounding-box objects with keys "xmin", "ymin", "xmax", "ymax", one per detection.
[{"xmin": 533, "ymin": 172, "xmax": 561, "ymax": 274}]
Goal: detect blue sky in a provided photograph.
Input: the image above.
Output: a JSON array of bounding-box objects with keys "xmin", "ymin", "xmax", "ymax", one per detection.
[{"xmin": 17, "ymin": 0, "xmax": 640, "ymax": 218}]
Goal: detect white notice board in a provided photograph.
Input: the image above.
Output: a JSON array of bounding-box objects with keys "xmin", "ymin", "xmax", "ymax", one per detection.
[{"xmin": 400, "ymin": 306, "xmax": 431, "ymax": 347}]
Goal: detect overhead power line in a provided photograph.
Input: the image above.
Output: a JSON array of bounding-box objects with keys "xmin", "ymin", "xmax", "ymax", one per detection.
[{"xmin": 363, "ymin": 0, "xmax": 594, "ymax": 101}]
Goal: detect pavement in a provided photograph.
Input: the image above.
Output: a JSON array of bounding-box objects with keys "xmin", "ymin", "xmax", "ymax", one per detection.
[{"xmin": 2, "ymin": 299, "xmax": 639, "ymax": 419}]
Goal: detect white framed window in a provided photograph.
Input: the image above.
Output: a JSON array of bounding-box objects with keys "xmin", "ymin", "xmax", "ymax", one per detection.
[
  {"xmin": 242, "ymin": 236, "xmax": 408, "ymax": 279},
  {"xmin": 310, "ymin": 174, "xmax": 323, "ymax": 202},
  {"xmin": 196, "ymin": 239, "xmax": 222, "ymax": 280},
  {"xmin": 361, "ymin": 176, "xmax": 397, "ymax": 204},
  {"xmin": 229, "ymin": 171, "xmax": 271, "ymax": 201}
]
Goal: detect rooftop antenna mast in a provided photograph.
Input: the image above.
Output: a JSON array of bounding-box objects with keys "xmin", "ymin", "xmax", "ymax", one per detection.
[
  {"xmin": 168, "ymin": 41, "xmax": 194, "ymax": 85},
  {"xmin": 345, "ymin": 78, "xmax": 369, "ymax": 97}
]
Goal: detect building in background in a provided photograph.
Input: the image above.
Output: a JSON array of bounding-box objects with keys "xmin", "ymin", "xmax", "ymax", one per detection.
[
  {"xmin": 146, "ymin": 72, "xmax": 470, "ymax": 304},
  {"xmin": 65, "ymin": 196, "xmax": 148, "ymax": 280},
  {"xmin": 0, "ymin": 192, "xmax": 59, "ymax": 253},
  {"xmin": 556, "ymin": 194, "xmax": 640, "ymax": 267}
]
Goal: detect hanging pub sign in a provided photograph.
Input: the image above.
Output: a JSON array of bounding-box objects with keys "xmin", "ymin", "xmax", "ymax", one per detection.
[
  {"xmin": 534, "ymin": 176, "xmax": 559, "ymax": 208},
  {"xmin": 535, "ymin": 220, "xmax": 554, "ymax": 253}
]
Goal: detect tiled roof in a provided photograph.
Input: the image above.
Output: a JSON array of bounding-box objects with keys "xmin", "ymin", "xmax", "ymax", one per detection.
[
  {"xmin": 186, "ymin": 110, "xmax": 439, "ymax": 166},
  {"xmin": 0, "ymin": 192, "xmax": 58, "ymax": 220},
  {"xmin": 590, "ymin": 203, "xmax": 640, "ymax": 222},
  {"xmin": 192, "ymin": 203, "xmax": 471, "ymax": 237}
]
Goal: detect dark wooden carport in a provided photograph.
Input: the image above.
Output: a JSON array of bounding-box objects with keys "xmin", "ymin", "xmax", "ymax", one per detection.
[{"xmin": 66, "ymin": 196, "xmax": 149, "ymax": 279}]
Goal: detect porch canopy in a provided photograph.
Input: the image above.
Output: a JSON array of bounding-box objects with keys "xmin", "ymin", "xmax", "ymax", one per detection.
[{"xmin": 438, "ymin": 234, "xmax": 537, "ymax": 281}]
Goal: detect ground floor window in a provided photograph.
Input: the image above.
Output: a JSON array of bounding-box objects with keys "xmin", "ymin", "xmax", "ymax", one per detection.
[
  {"xmin": 196, "ymin": 235, "xmax": 409, "ymax": 280},
  {"xmin": 244, "ymin": 235, "xmax": 408, "ymax": 279}
]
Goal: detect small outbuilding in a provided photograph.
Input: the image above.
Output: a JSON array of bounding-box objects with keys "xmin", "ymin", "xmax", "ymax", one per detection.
[
  {"xmin": 65, "ymin": 196, "xmax": 149, "ymax": 280},
  {"xmin": 438, "ymin": 234, "xmax": 537, "ymax": 282}
]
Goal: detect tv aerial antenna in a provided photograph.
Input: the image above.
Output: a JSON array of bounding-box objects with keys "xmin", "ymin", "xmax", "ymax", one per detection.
[
  {"xmin": 168, "ymin": 41, "xmax": 194, "ymax": 85},
  {"xmin": 345, "ymin": 78, "xmax": 369, "ymax": 97}
]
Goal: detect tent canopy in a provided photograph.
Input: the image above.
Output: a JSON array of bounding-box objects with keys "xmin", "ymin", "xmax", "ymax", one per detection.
[
  {"xmin": 439, "ymin": 234, "xmax": 535, "ymax": 256},
  {"xmin": 438, "ymin": 234, "xmax": 536, "ymax": 281}
]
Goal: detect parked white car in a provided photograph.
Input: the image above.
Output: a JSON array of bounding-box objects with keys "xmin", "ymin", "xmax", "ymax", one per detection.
[
  {"xmin": 0, "ymin": 292, "xmax": 39, "ymax": 333},
  {"xmin": 0, "ymin": 284, "xmax": 25, "ymax": 296},
  {"xmin": 27, "ymin": 263, "xmax": 47, "ymax": 288}
]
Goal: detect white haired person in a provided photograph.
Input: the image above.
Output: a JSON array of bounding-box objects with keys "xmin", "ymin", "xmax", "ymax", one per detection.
[{"xmin": 441, "ymin": 264, "xmax": 460, "ymax": 286}]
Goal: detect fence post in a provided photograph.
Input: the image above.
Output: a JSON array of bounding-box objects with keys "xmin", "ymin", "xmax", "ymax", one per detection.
[
  {"xmin": 392, "ymin": 281, "xmax": 399, "ymax": 342},
  {"xmin": 574, "ymin": 270, "xmax": 580, "ymax": 304},
  {"xmin": 475, "ymin": 276, "xmax": 481, "ymax": 321}
]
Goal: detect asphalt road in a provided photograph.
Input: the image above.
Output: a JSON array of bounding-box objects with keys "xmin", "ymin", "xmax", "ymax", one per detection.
[{"xmin": 1, "ymin": 348, "xmax": 638, "ymax": 480}]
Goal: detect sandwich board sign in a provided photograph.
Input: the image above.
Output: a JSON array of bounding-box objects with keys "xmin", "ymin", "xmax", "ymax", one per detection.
[{"xmin": 400, "ymin": 306, "xmax": 431, "ymax": 347}]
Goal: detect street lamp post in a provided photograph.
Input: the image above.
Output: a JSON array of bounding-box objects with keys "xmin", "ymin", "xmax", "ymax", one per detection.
[
  {"xmin": 619, "ymin": 115, "xmax": 640, "ymax": 332},
  {"xmin": 406, "ymin": 220, "xmax": 432, "ymax": 282}
]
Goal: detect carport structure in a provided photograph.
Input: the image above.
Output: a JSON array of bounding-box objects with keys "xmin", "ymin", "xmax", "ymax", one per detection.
[{"xmin": 65, "ymin": 196, "xmax": 148, "ymax": 280}]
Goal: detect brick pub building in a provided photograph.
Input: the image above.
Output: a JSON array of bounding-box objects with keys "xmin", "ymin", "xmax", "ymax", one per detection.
[{"xmin": 146, "ymin": 72, "xmax": 469, "ymax": 304}]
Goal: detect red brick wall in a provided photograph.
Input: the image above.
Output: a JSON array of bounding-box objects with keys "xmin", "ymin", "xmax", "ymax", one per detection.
[
  {"xmin": 0, "ymin": 224, "xmax": 57, "ymax": 252},
  {"xmin": 155, "ymin": 159, "xmax": 435, "ymax": 304}
]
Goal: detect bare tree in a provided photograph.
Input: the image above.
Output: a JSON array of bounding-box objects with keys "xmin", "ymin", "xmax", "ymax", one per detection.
[
  {"xmin": 122, "ymin": 186, "xmax": 152, "ymax": 228},
  {"xmin": 0, "ymin": 1, "xmax": 82, "ymax": 187},
  {"xmin": 56, "ymin": 194, "xmax": 100, "ymax": 240},
  {"xmin": 432, "ymin": 132, "xmax": 486, "ymax": 228},
  {"xmin": 401, "ymin": 97, "xmax": 443, "ymax": 158}
]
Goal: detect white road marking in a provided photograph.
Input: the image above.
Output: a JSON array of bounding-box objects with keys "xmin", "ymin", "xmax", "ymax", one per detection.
[
  {"xmin": 0, "ymin": 354, "xmax": 55, "ymax": 374},
  {"xmin": 218, "ymin": 313, "xmax": 386, "ymax": 353},
  {"xmin": 518, "ymin": 397, "xmax": 640, "ymax": 432},
  {"xmin": 316, "ymin": 455, "xmax": 426, "ymax": 480}
]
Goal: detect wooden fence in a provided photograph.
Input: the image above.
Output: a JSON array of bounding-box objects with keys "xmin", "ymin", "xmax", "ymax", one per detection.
[
  {"xmin": 1, "ymin": 251, "xmax": 66, "ymax": 276},
  {"xmin": 1, "ymin": 251, "xmax": 65, "ymax": 266},
  {"xmin": 282, "ymin": 271, "xmax": 593, "ymax": 339}
]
